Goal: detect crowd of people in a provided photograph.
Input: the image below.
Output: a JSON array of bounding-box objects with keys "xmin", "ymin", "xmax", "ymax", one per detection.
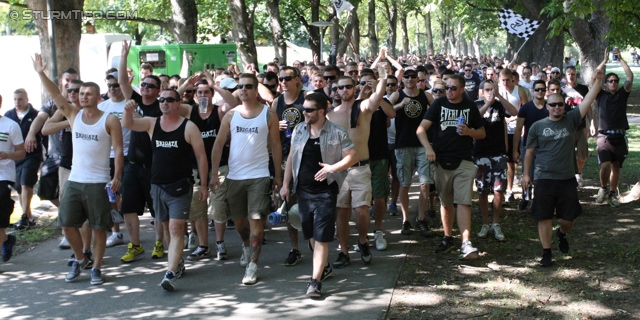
[{"xmin": 0, "ymin": 43, "xmax": 633, "ymax": 298}]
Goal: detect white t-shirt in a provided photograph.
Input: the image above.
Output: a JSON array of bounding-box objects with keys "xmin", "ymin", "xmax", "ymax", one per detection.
[
  {"xmin": 0, "ymin": 116, "xmax": 25, "ymax": 182},
  {"xmin": 98, "ymin": 99, "xmax": 130, "ymax": 157}
]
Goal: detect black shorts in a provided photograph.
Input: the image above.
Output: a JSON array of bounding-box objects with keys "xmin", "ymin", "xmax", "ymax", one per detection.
[
  {"xmin": 37, "ymin": 156, "xmax": 60, "ymax": 201},
  {"xmin": 0, "ymin": 181, "xmax": 16, "ymax": 228},
  {"xmin": 297, "ymin": 189, "xmax": 337, "ymax": 243},
  {"xmin": 15, "ymin": 157, "xmax": 41, "ymax": 193},
  {"xmin": 531, "ymin": 179, "xmax": 581, "ymax": 222},
  {"xmin": 597, "ymin": 135, "xmax": 628, "ymax": 167},
  {"xmin": 120, "ymin": 162, "xmax": 155, "ymax": 216},
  {"xmin": 506, "ymin": 134, "xmax": 517, "ymax": 163}
]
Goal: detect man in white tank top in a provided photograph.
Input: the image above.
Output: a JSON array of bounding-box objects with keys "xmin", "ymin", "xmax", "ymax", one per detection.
[
  {"xmin": 210, "ymin": 73, "xmax": 282, "ymax": 285},
  {"xmin": 34, "ymin": 54, "xmax": 124, "ymax": 286}
]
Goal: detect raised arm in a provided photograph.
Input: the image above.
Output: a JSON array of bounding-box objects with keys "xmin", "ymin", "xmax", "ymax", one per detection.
[
  {"xmin": 616, "ymin": 48, "xmax": 634, "ymax": 90},
  {"xmin": 32, "ymin": 54, "xmax": 76, "ymax": 120},
  {"xmin": 579, "ymin": 65, "xmax": 604, "ymax": 118},
  {"xmin": 119, "ymin": 41, "xmax": 134, "ymax": 99}
]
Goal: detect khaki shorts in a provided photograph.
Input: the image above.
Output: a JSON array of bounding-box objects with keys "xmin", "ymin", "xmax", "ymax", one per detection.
[
  {"xmin": 58, "ymin": 181, "xmax": 113, "ymax": 231},
  {"xmin": 209, "ymin": 165, "xmax": 229, "ymax": 223},
  {"xmin": 336, "ymin": 165, "xmax": 372, "ymax": 209},
  {"xmin": 434, "ymin": 160, "xmax": 476, "ymax": 207},
  {"xmin": 226, "ymin": 176, "xmax": 271, "ymax": 220},
  {"xmin": 575, "ymin": 127, "xmax": 588, "ymax": 161},
  {"xmin": 189, "ymin": 184, "xmax": 209, "ymax": 221},
  {"xmin": 370, "ymin": 159, "xmax": 390, "ymax": 199}
]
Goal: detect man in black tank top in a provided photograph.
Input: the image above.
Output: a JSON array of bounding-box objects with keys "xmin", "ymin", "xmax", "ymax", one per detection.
[{"xmin": 123, "ymin": 89, "xmax": 208, "ymax": 292}]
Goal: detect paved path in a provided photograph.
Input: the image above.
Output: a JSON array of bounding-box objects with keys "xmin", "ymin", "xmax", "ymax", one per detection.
[{"xmin": 1, "ymin": 201, "xmax": 417, "ymax": 319}]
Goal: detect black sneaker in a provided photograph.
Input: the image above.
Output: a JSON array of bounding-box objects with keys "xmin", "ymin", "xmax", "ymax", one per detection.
[
  {"xmin": 401, "ymin": 221, "xmax": 413, "ymax": 235},
  {"xmin": 2, "ymin": 234, "xmax": 16, "ymax": 262},
  {"xmin": 208, "ymin": 220, "xmax": 215, "ymax": 231},
  {"xmin": 284, "ymin": 249, "xmax": 302, "ymax": 266},
  {"xmin": 435, "ymin": 236, "xmax": 455, "ymax": 253},
  {"xmin": 332, "ymin": 252, "xmax": 350, "ymax": 269},
  {"xmin": 540, "ymin": 250, "xmax": 553, "ymax": 267},
  {"xmin": 358, "ymin": 241, "xmax": 372, "ymax": 264},
  {"xmin": 427, "ymin": 209, "xmax": 436, "ymax": 218},
  {"xmin": 556, "ymin": 228, "xmax": 569, "ymax": 254},
  {"xmin": 321, "ymin": 263, "xmax": 333, "ymax": 281},
  {"xmin": 226, "ymin": 219, "xmax": 235, "ymax": 229},
  {"xmin": 415, "ymin": 218, "xmax": 432, "ymax": 238},
  {"xmin": 306, "ymin": 278, "xmax": 322, "ymax": 298},
  {"xmin": 518, "ymin": 199, "xmax": 529, "ymax": 210},
  {"xmin": 13, "ymin": 214, "xmax": 31, "ymax": 230}
]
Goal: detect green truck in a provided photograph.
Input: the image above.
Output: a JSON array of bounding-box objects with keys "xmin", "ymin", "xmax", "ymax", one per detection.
[{"xmin": 127, "ymin": 43, "xmax": 238, "ymax": 78}]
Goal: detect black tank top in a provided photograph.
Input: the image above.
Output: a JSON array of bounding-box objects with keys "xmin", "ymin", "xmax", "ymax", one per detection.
[
  {"xmin": 368, "ymin": 106, "xmax": 389, "ymax": 160},
  {"xmin": 151, "ymin": 118, "xmax": 192, "ymax": 184},
  {"xmin": 395, "ymin": 89, "xmax": 430, "ymax": 148},
  {"xmin": 190, "ymin": 105, "xmax": 229, "ymax": 169},
  {"xmin": 129, "ymin": 91, "xmax": 162, "ymax": 166},
  {"xmin": 276, "ymin": 91, "xmax": 305, "ymax": 157}
]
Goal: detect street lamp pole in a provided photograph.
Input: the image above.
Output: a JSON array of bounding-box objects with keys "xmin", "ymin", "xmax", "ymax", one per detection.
[{"xmin": 310, "ymin": 21, "xmax": 332, "ymax": 63}]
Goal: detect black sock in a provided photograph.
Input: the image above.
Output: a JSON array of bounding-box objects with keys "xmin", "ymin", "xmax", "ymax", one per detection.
[
  {"xmin": 199, "ymin": 245, "xmax": 208, "ymax": 249},
  {"xmin": 216, "ymin": 241, "xmax": 223, "ymax": 244},
  {"xmin": 543, "ymin": 248, "xmax": 552, "ymax": 256},
  {"xmin": 557, "ymin": 229, "xmax": 566, "ymax": 238}
]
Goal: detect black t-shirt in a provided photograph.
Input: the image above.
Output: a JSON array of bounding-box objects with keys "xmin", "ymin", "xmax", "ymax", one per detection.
[
  {"xmin": 368, "ymin": 106, "xmax": 389, "ymax": 161},
  {"xmin": 596, "ymin": 86, "xmax": 631, "ymax": 131},
  {"xmin": 464, "ymin": 75, "xmax": 481, "ymax": 101},
  {"xmin": 424, "ymin": 97, "xmax": 485, "ymax": 162},
  {"xmin": 297, "ymin": 137, "xmax": 339, "ymax": 194},
  {"xmin": 276, "ymin": 91, "xmax": 305, "ymax": 158},
  {"xmin": 314, "ymin": 87, "xmax": 333, "ymax": 104},
  {"xmin": 518, "ymin": 101, "xmax": 549, "ymax": 143},
  {"xmin": 129, "ymin": 91, "xmax": 162, "ymax": 166},
  {"xmin": 473, "ymin": 100, "xmax": 507, "ymax": 158},
  {"xmin": 395, "ymin": 89, "xmax": 431, "ymax": 148}
]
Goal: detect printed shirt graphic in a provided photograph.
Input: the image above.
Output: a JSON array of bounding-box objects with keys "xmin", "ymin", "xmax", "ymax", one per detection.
[{"xmin": 526, "ymin": 110, "xmax": 581, "ymax": 180}]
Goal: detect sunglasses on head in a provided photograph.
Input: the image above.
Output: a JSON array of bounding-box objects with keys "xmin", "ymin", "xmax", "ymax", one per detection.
[
  {"xmin": 337, "ymin": 84, "xmax": 354, "ymax": 90},
  {"xmin": 444, "ymin": 85, "xmax": 458, "ymax": 91},
  {"xmin": 236, "ymin": 83, "xmax": 254, "ymax": 89},
  {"xmin": 67, "ymin": 88, "xmax": 80, "ymax": 93},
  {"xmin": 548, "ymin": 102, "xmax": 565, "ymax": 107},
  {"xmin": 403, "ymin": 74, "xmax": 417, "ymax": 79},
  {"xmin": 324, "ymin": 75, "xmax": 336, "ymax": 81},
  {"xmin": 432, "ymin": 88, "xmax": 445, "ymax": 94},
  {"xmin": 534, "ymin": 88, "xmax": 547, "ymax": 92},
  {"xmin": 141, "ymin": 82, "xmax": 159, "ymax": 89},
  {"xmin": 107, "ymin": 83, "xmax": 120, "ymax": 89},
  {"xmin": 279, "ymin": 76, "xmax": 293, "ymax": 82},
  {"xmin": 157, "ymin": 97, "xmax": 178, "ymax": 103}
]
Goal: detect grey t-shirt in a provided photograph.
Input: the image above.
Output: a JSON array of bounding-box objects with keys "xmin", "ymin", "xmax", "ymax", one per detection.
[{"xmin": 526, "ymin": 109, "xmax": 581, "ymax": 180}]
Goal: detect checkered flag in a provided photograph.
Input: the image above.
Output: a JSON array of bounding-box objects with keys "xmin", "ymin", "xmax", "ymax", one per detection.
[{"xmin": 498, "ymin": 8, "xmax": 540, "ymax": 41}]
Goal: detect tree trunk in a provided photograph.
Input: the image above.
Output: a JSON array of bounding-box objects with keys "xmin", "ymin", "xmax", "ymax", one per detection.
[
  {"xmin": 568, "ymin": 6, "xmax": 609, "ymax": 85},
  {"xmin": 337, "ymin": 5, "xmax": 358, "ymax": 60},
  {"xmin": 512, "ymin": 0, "xmax": 564, "ymax": 66},
  {"xmin": 381, "ymin": 0, "xmax": 397, "ymax": 56},
  {"xmin": 367, "ymin": 0, "xmax": 378, "ymax": 57},
  {"xmin": 400, "ymin": 11, "xmax": 409, "ymax": 56},
  {"xmin": 472, "ymin": 35, "xmax": 481, "ymax": 59},
  {"xmin": 424, "ymin": 11, "xmax": 434, "ymax": 55},
  {"xmin": 27, "ymin": 0, "xmax": 83, "ymax": 102},
  {"xmin": 227, "ymin": 0, "xmax": 258, "ymax": 66},
  {"xmin": 352, "ymin": 10, "xmax": 360, "ymax": 58},
  {"xmin": 266, "ymin": 0, "xmax": 286, "ymax": 65},
  {"xmin": 168, "ymin": 0, "xmax": 197, "ymax": 43}
]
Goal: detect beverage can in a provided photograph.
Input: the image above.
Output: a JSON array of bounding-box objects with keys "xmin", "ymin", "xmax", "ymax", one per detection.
[
  {"xmin": 106, "ymin": 183, "xmax": 117, "ymax": 203},
  {"xmin": 458, "ymin": 115, "xmax": 465, "ymax": 125}
]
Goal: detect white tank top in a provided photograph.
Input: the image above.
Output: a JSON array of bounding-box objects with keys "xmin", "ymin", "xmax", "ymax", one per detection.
[
  {"xmin": 69, "ymin": 109, "xmax": 112, "ymax": 183},
  {"xmin": 227, "ymin": 105, "xmax": 270, "ymax": 180},
  {"xmin": 501, "ymin": 85, "xmax": 522, "ymax": 134}
]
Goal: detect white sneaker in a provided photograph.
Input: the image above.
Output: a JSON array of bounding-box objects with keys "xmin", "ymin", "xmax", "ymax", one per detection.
[
  {"xmin": 242, "ymin": 262, "xmax": 258, "ymax": 285},
  {"xmin": 477, "ymin": 224, "xmax": 490, "ymax": 238},
  {"xmin": 513, "ymin": 175, "xmax": 520, "ymax": 186},
  {"xmin": 59, "ymin": 237, "xmax": 71, "ymax": 249},
  {"xmin": 106, "ymin": 232, "xmax": 124, "ymax": 247},
  {"xmin": 216, "ymin": 242, "xmax": 228, "ymax": 260},
  {"xmin": 491, "ymin": 223, "xmax": 505, "ymax": 241},
  {"xmin": 240, "ymin": 244, "xmax": 252, "ymax": 267},
  {"xmin": 595, "ymin": 187, "xmax": 607, "ymax": 203},
  {"xmin": 188, "ymin": 232, "xmax": 198, "ymax": 251},
  {"xmin": 374, "ymin": 230, "xmax": 387, "ymax": 251},
  {"xmin": 575, "ymin": 173, "xmax": 583, "ymax": 188}
]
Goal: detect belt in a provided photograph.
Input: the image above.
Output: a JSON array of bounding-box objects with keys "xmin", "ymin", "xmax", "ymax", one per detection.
[
  {"xmin": 352, "ymin": 159, "xmax": 370, "ymax": 167},
  {"xmin": 599, "ymin": 129, "xmax": 625, "ymax": 135}
]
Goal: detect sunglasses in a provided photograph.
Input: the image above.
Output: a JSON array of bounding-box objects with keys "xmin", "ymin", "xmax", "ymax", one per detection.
[
  {"xmin": 432, "ymin": 88, "xmax": 445, "ymax": 94},
  {"xmin": 607, "ymin": 79, "xmax": 619, "ymax": 83},
  {"xmin": 157, "ymin": 97, "xmax": 178, "ymax": 103},
  {"xmin": 464, "ymin": 69, "xmax": 472, "ymax": 72},
  {"xmin": 141, "ymin": 82, "xmax": 159, "ymax": 89},
  {"xmin": 169, "ymin": 86, "xmax": 178, "ymax": 90},
  {"xmin": 403, "ymin": 74, "xmax": 417, "ymax": 79},
  {"xmin": 67, "ymin": 88, "xmax": 80, "ymax": 93},
  {"xmin": 279, "ymin": 76, "xmax": 293, "ymax": 82},
  {"xmin": 359, "ymin": 81, "xmax": 368, "ymax": 86},
  {"xmin": 551, "ymin": 71, "xmax": 560, "ymax": 74},
  {"xmin": 184, "ymin": 90, "xmax": 195, "ymax": 94},
  {"xmin": 237, "ymin": 84, "xmax": 254, "ymax": 89},
  {"xmin": 347, "ymin": 70, "xmax": 358, "ymax": 74},
  {"xmin": 265, "ymin": 84, "xmax": 278, "ymax": 89},
  {"xmin": 324, "ymin": 75, "xmax": 337, "ymax": 81},
  {"xmin": 331, "ymin": 86, "xmax": 338, "ymax": 92},
  {"xmin": 547, "ymin": 102, "xmax": 565, "ymax": 107},
  {"xmin": 444, "ymin": 85, "xmax": 458, "ymax": 91},
  {"xmin": 534, "ymin": 88, "xmax": 547, "ymax": 92},
  {"xmin": 387, "ymin": 83, "xmax": 398, "ymax": 87},
  {"xmin": 337, "ymin": 85, "xmax": 354, "ymax": 90},
  {"xmin": 303, "ymin": 108, "xmax": 318, "ymax": 113},
  {"xmin": 107, "ymin": 83, "xmax": 120, "ymax": 89},
  {"xmin": 522, "ymin": 72, "xmax": 531, "ymax": 76},
  {"xmin": 417, "ymin": 79, "xmax": 426, "ymax": 83}
]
